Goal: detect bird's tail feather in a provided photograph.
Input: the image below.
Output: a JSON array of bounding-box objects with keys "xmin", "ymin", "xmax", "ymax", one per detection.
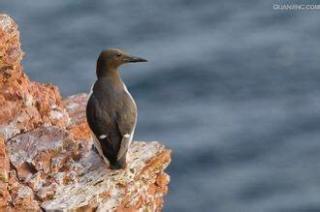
[
  {"xmin": 110, "ymin": 134, "xmax": 131, "ymax": 170},
  {"xmin": 91, "ymin": 133, "xmax": 130, "ymax": 170}
]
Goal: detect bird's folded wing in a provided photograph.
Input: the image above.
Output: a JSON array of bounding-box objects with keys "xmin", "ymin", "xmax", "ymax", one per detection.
[
  {"xmin": 114, "ymin": 97, "xmax": 136, "ymax": 160},
  {"xmin": 117, "ymin": 134, "xmax": 130, "ymax": 160}
]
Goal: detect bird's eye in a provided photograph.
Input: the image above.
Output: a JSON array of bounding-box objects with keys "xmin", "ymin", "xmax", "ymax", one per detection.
[{"xmin": 116, "ymin": 53, "xmax": 121, "ymax": 57}]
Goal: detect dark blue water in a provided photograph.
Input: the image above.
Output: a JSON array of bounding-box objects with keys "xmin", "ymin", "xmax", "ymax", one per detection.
[{"xmin": 2, "ymin": 1, "xmax": 320, "ymax": 211}]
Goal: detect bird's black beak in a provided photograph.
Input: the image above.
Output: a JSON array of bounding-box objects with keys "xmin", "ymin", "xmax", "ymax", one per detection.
[{"xmin": 123, "ymin": 55, "xmax": 148, "ymax": 63}]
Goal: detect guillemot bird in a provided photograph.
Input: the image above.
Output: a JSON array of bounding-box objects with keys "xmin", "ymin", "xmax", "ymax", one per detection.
[{"xmin": 86, "ymin": 49, "xmax": 147, "ymax": 169}]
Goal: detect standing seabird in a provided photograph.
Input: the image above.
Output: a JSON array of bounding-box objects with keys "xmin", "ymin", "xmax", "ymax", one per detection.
[{"xmin": 86, "ymin": 49, "xmax": 147, "ymax": 169}]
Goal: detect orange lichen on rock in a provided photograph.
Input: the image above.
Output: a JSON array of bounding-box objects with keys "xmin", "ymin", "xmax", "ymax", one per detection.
[
  {"xmin": 0, "ymin": 136, "xmax": 10, "ymax": 208},
  {"xmin": 0, "ymin": 13, "xmax": 171, "ymax": 211},
  {"xmin": 0, "ymin": 14, "xmax": 69, "ymax": 140},
  {"xmin": 63, "ymin": 93, "xmax": 91, "ymax": 141}
]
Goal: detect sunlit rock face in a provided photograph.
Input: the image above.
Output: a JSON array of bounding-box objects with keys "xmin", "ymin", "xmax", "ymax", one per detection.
[
  {"xmin": 0, "ymin": 14, "xmax": 171, "ymax": 211},
  {"xmin": 0, "ymin": 14, "xmax": 69, "ymax": 140}
]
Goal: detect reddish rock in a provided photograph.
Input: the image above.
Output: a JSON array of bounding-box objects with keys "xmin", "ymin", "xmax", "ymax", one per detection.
[
  {"xmin": 29, "ymin": 81, "xmax": 69, "ymax": 128},
  {"xmin": 63, "ymin": 93, "xmax": 88, "ymax": 127},
  {"xmin": 7, "ymin": 127, "xmax": 70, "ymax": 179},
  {"xmin": 36, "ymin": 183, "xmax": 57, "ymax": 201},
  {"xmin": 41, "ymin": 142, "xmax": 171, "ymax": 211},
  {"xmin": 0, "ymin": 13, "xmax": 171, "ymax": 211},
  {"xmin": 0, "ymin": 136, "xmax": 10, "ymax": 208},
  {"xmin": 10, "ymin": 185, "xmax": 40, "ymax": 210},
  {"xmin": 63, "ymin": 93, "xmax": 91, "ymax": 142},
  {"xmin": 27, "ymin": 172, "xmax": 45, "ymax": 191},
  {"xmin": 0, "ymin": 14, "xmax": 69, "ymax": 140}
]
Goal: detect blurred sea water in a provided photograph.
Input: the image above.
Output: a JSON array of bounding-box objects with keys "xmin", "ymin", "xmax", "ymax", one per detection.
[{"xmin": 1, "ymin": 0, "xmax": 320, "ymax": 211}]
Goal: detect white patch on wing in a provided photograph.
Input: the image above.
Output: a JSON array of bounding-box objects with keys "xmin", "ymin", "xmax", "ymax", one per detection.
[{"xmin": 99, "ymin": 134, "xmax": 107, "ymax": 139}]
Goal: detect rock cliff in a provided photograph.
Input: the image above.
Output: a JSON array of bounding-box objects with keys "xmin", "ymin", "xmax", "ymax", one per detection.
[{"xmin": 0, "ymin": 14, "xmax": 171, "ymax": 211}]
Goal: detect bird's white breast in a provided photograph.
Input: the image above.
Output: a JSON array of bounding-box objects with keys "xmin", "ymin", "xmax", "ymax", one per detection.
[
  {"xmin": 88, "ymin": 82, "xmax": 95, "ymax": 102},
  {"xmin": 122, "ymin": 82, "xmax": 136, "ymax": 108}
]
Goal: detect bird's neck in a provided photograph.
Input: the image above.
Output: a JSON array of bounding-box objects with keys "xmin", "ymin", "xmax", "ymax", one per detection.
[
  {"xmin": 97, "ymin": 65, "xmax": 121, "ymax": 80},
  {"xmin": 96, "ymin": 67, "xmax": 123, "ymax": 90}
]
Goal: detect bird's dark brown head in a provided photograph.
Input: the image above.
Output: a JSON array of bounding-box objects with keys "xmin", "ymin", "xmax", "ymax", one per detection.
[{"xmin": 96, "ymin": 48, "xmax": 147, "ymax": 78}]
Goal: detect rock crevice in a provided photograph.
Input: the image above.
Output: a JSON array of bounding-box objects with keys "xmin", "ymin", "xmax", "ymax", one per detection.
[{"xmin": 0, "ymin": 14, "xmax": 171, "ymax": 211}]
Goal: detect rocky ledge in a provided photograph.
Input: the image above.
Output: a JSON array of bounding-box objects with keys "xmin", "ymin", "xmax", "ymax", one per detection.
[{"xmin": 0, "ymin": 14, "xmax": 171, "ymax": 211}]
